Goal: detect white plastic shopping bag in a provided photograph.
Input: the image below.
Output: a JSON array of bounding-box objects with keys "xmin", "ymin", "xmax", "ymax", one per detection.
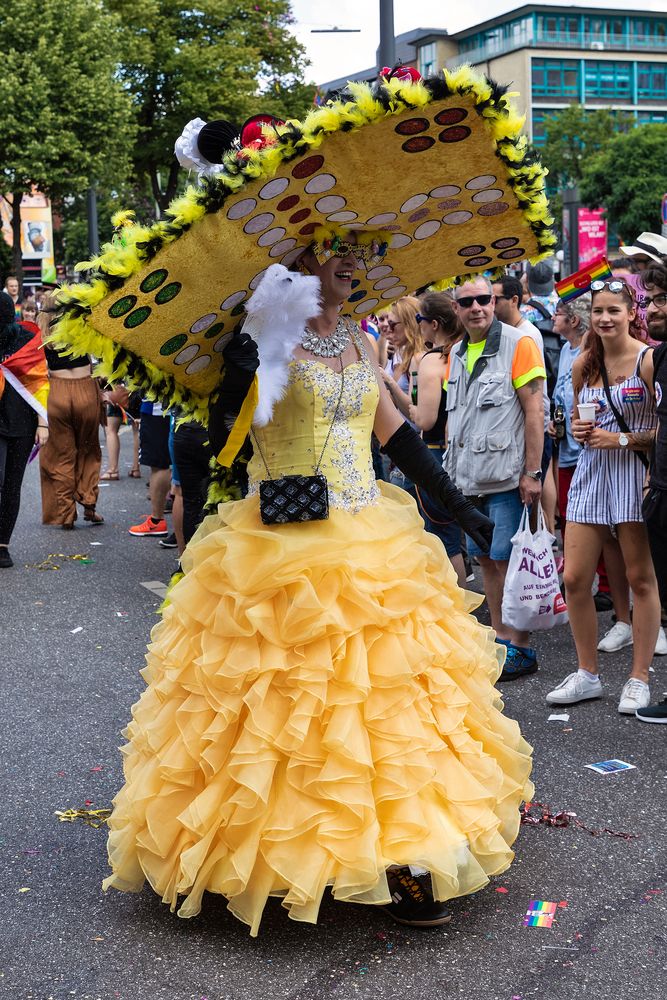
[{"xmin": 501, "ymin": 503, "xmax": 568, "ymax": 631}]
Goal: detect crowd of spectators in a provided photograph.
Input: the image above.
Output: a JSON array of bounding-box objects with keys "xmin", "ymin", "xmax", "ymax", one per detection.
[{"xmin": 3, "ymin": 237, "xmax": 667, "ymax": 722}]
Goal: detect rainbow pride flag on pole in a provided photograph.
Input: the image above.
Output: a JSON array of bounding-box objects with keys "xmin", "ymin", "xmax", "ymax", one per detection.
[
  {"xmin": 555, "ymin": 256, "xmax": 612, "ymax": 302},
  {"xmin": 0, "ymin": 329, "xmax": 49, "ymax": 422}
]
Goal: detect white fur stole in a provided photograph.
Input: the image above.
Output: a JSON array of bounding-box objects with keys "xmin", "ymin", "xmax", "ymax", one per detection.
[{"xmin": 242, "ymin": 264, "xmax": 321, "ymax": 426}]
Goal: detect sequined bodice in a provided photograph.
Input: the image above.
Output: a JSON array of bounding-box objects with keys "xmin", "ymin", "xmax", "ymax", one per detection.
[{"xmin": 248, "ymin": 346, "xmax": 381, "ymax": 514}]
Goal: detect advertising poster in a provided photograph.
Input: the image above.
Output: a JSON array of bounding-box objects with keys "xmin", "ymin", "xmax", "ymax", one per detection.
[
  {"xmin": 577, "ymin": 207, "xmax": 607, "ymax": 266},
  {"xmin": 1, "ymin": 190, "xmax": 56, "ymax": 282}
]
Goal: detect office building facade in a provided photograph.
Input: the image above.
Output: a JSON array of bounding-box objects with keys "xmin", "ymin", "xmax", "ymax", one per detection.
[{"xmin": 320, "ymin": 5, "xmax": 667, "ymax": 146}]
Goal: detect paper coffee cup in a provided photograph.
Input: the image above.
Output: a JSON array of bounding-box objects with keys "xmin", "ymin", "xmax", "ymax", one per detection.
[{"xmin": 577, "ymin": 403, "xmax": 596, "ymax": 422}]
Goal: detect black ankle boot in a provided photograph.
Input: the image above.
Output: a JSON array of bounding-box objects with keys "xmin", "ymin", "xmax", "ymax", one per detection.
[
  {"xmin": 0, "ymin": 548, "xmax": 14, "ymax": 568},
  {"xmin": 382, "ymin": 867, "xmax": 453, "ymax": 928}
]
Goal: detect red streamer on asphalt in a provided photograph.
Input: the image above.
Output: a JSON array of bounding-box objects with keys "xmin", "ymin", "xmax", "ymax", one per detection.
[{"xmin": 520, "ymin": 801, "xmax": 638, "ymax": 841}]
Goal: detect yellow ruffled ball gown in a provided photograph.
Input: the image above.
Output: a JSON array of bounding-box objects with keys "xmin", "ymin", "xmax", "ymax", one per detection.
[{"xmin": 103, "ymin": 343, "xmax": 533, "ymax": 935}]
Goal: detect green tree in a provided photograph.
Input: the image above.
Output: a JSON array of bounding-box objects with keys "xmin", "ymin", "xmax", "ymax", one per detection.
[
  {"xmin": 0, "ymin": 235, "xmax": 13, "ymax": 288},
  {"xmin": 106, "ymin": 0, "xmax": 313, "ymax": 213},
  {"xmin": 540, "ymin": 104, "xmax": 635, "ymax": 191},
  {"xmin": 56, "ymin": 183, "xmax": 156, "ymax": 271},
  {"xmin": 0, "ymin": 0, "xmax": 136, "ymax": 285},
  {"xmin": 579, "ymin": 123, "xmax": 667, "ymax": 243}
]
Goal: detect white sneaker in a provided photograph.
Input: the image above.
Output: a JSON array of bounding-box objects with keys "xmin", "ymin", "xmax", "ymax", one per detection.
[
  {"xmin": 546, "ymin": 671, "xmax": 602, "ymax": 705},
  {"xmin": 618, "ymin": 679, "xmax": 651, "ymax": 715},
  {"xmin": 655, "ymin": 627, "xmax": 667, "ymax": 656},
  {"xmin": 597, "ymin": 621, "xmax": 633, "ymax": 653}
]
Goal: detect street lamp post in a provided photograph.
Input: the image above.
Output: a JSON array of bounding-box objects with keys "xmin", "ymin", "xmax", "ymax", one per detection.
[
  {"xmin": 86, "ymin": 186, "xmax": 100, "ymax": 257},
  {"xmin": 378, "ymin": 0, "xmax": 395, "ymax": 71},
  {"xmin": 309, "ymin": 1, "xmax": 395, "ymax": 76}
]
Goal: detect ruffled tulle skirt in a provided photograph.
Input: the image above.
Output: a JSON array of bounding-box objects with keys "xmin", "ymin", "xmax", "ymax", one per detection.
[{"xmin": 103, "ymin": 483, "xmax": 533, "ymax": 935}]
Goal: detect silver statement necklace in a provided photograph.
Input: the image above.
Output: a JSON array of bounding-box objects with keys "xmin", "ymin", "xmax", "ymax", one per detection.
[{"xmin": 300, "ymin": 317, "xmax": 350, "ymax": 358}]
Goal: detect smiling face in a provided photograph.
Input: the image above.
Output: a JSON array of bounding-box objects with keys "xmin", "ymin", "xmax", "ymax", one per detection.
[
  {"xmin": 300, "ymin": 233, "xmax": 361, "ymax": 307},
  {"xmin": 590, "ymin": 288, "xmax": 635, "ymax": 340},
  {"xmin": 376, "ymin": 311, "xmax": 390, "ymax": 337}
]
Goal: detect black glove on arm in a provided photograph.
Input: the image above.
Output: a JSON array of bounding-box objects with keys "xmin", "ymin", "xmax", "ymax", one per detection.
[
  {"xmin": 381, "ymin": 422, "xmax": 494, "ymax": 555},
  {"xmin": 208, "ymin": 331, "xmax": 259, "ymax": 457}
]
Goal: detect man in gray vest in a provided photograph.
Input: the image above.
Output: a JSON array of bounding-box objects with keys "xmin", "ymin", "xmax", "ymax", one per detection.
[{"xmin": 445, "ymin": 277, "xmax": 546, "ymax": 680}]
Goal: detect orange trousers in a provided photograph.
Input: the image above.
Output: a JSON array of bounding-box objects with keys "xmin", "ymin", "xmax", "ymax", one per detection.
[{"xmin": 40, "ymin": 377, "xmax": 102, "ymax": 525}]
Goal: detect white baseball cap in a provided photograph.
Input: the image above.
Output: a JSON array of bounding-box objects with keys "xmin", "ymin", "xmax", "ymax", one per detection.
[{"xmin": 620, "ymin": 232, "xmax": 667, "ymax": 262}]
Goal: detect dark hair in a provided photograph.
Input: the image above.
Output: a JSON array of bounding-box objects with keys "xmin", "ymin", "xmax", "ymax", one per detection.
[
  {"xmin": 640, "ymin": 264, "xmax": 667, "ymax": 292},
  {"xmin": 578, "ymin": 279, "xmax": 641, "ymax": 388},
  {"xmin": 495, "ymin": 274, "xmax": 523, "ymax": 303},
  {"xmin": 418, "ymin": 292, "xmax": 463, "ymax": 339}
]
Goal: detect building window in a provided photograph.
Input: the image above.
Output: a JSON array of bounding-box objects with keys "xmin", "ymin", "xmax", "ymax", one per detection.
[
  {"xmin": 632, "ymin": 18, "xmax": 667, "ymax": 48},
  {"xmin": 584, "ymin": 60, "xmax": 632, "ymax": 99},
  {"xmin": 637, "ymin": 110, "xmax": 667, "ymax": 123},
  {"xmin": 531, "ymin": 109, "xmax": 560, "ymax": 147},
  {"xmin": 418, "ymin": 42, "xmax": 437, "ymax": 77},
  {"xmin": 637, "ymin": 63, "xmax": 667, "ymax": 99},
  {"xmin": 637, "ymin": 110, "xmax": 667, "ymax": 124},
  {"xmin": 585, "ymin": 17, "xmax": 606, "ymax": 45},
  {"xmin": 532, "ymin": 59, "xmax": 580, "ymax": 99}
]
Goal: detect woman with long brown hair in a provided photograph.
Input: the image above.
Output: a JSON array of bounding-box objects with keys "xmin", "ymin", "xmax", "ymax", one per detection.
[{"xmin": 546, "ymin": 279, "xmax": 660, "ymax": 716}]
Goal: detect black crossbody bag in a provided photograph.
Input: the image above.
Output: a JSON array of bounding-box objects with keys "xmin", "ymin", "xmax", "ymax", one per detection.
[
  {"xmin": 600, "ymin": 365, "xmax": 650, "ymax": 471},
  {"xmin": 252, "ymin": 360, "xmax": 345, "ymax": 525}
]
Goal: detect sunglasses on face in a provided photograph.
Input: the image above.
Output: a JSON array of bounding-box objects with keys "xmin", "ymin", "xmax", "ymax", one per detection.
[
  {"xmin": 387, "ymin": 319, "xmax": 402, "ymax": 330},
  {"xmin": 645, "ymin": 292, "xmax": 667, "ymax": 308},
  {"xmin": 456, "ymin": 294, "xmax": 493, "ymax": 308}
]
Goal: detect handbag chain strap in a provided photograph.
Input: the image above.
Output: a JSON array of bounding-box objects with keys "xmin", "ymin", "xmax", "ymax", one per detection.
[{"xmin": 252, "ymin": 351, "xmax": 346, "ymax": 479}]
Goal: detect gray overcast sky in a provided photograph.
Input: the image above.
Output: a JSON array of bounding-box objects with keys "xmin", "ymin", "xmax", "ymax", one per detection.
[{"xmin": 289, "ymin": 0, "xmax": 666, "ymax": 84}]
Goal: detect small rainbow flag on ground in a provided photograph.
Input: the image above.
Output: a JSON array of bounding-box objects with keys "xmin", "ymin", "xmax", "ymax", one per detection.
[
  {"xmin": 555, "ymin": 255, "xmax": 612, "ymax": 302},
  {"xmin": 523, "ymin": 900, "xmax": 558, "ymax": 928}
]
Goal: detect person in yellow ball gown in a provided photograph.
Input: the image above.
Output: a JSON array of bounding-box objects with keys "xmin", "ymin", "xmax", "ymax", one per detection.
[{"xmin": 102, "ymin": 233, "xmax": 534, "ymax": 936}]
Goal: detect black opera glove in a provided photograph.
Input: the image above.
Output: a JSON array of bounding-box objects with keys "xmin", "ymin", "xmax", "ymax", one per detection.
[
  {"xmin": 381, "ymin": 422, "xmax": 494, "ymax": 555},
  {"xmin": 208, "ymin": 331, "xmax": 259, "ymax": 456}
]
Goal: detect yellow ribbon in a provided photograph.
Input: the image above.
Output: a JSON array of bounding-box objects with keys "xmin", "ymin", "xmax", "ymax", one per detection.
[
  {"xmin": 55, "ymin": 808, "xmax": 111, "ymax": 828},
  {"xmin": 216, "ymin": 373, "xmax": 259, "ymax": 467}
]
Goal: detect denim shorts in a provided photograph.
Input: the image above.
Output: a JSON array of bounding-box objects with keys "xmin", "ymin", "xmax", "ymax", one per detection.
[
  {"xmin": 466, "ymin": 487, "xmax": 523, "ymax": 561},
  {"xmin": 168, "ymin": 417, "xmax": 181, "ymax": 486}
]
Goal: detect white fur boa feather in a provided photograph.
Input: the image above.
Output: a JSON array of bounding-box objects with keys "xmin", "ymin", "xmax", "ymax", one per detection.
[{"xmin": 242, "ymin": 264, "xmax": 321, "ymax": 427}]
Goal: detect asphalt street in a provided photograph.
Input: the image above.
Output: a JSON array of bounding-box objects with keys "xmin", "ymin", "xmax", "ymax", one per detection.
[{"xmin": 2, "ymin": 436, "xmax": 666, "ymax": 1000}]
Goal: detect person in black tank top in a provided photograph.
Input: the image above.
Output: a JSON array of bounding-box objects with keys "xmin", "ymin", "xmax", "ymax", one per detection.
[
  {"xmin": 637, "ymin": 264, "xmax": 667, "ymax": 722},
  {"xmin": 407, "ymin": 292, "xmax": 468, "ymax": 587}
]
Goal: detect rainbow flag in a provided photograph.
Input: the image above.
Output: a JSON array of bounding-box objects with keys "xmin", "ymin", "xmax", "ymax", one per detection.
[
  {"xmin": 555, "ymin": 256, "xmax": 612, "ymax": 302},
  {"xmin": 0, "ymin": 328, "xmax": 49, "ymax": 422},
  {"xmin": 523, "ymin": 900, "xmax": 558, "ymax": 928}
]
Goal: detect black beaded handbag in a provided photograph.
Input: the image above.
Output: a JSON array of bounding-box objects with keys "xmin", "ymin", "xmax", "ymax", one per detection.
[{"xmin": 252, "ymin": 361, "xmax": 345, "ymax": 525}]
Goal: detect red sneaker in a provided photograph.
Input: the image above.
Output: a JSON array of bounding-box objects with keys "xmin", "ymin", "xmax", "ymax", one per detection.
[{"xmin": 128, "ymin": 515, "xmax": 168, "ymax": 537}]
